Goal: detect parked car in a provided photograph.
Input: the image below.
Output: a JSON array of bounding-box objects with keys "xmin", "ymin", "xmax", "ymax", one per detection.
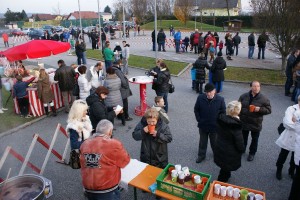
[
  {"xmin": 21, "ymin": 28, "xmax": 34, "ymax": 35},
  {"xmin": 11, "ymin": 29, "xmax": 25, "ymax": 36},
  {"xmin": 83, "ymin": 26, "xmax": 96, "ymax": 34},
  {"xmin": 55, "ymin": 26, "xmax": 64, "ymax": 32},
  {"xmin": 42, "ymin": 25, "xmax": 54, "ymax": 33},
  {"xmin": 28, "ymin": 29, "xmax": 44, "ymax": 40}
]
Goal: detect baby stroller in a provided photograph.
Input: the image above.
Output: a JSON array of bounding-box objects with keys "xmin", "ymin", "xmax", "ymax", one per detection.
[{"xmin": 110, "ymin": 28, "xmax": 116, "ymax": 40}]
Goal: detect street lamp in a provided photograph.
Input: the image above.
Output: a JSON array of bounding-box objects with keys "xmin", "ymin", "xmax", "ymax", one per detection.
[
  {"xmin": 123, "ymin": 0, "xmax": 125, "ymax": 40},
  {"xmin": 97, "ymin": 0, "xmax": 102, "ymax": 50},
  {"xmin": 154, "ymin": 0, "xmax": 157, "ymax": 60},
  {"xmin": 212, "ymin": 2, "xmax": 215, "ymax": 32},
  {"xmin": 78, "ymin": 0, "xmax": 83, "ymax": 38},
  {"xmin": 194, "ymin": 0, "xmax": 198, "ymax": 30}
]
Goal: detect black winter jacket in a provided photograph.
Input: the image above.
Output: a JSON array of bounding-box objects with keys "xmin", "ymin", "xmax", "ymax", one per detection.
[
  {"xmin": 157, "ymin": 32, "xmax": 166, "ymax": 43},
  {"xmin": 194, "ymin": 94, "xmax": 226, "ymax": 132},
  {"xmin": 54, "ymin": 65, "xmax": 76, "ymax": 91},
  {"xmin": 239, "ymin": 91, "xmax": 271, "ymax": 132},
  {"xmin": 153, "ymin": 69, "xmax": 170, "ymax": 93},
  {"xmin": 132, "ymin": 117, "xmax": 172, "ymax": 168},
  {"xmin": 248, "ymin": 34, "xmax": 255, "ymax": 46},
  {"xmin": 211, "ymin": 57, "xmax": 227, "ymax": 82},
  {"xmin": 86, "ymin": 93, "xmax": 116, "ymax": 130},
  {"xmin": 193, "ymin": 58, "xmax": 210, "ymax": 83},
  {"xmin": 214, "ymin": 114, "xmax": 245, "ymax": 171}
]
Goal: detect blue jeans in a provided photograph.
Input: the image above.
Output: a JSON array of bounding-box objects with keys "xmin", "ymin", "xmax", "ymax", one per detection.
[
  {"xmin": 175, "ymin": 40, "xmax": 180, "ymax": 53},
  {"xmin": 248, "ymin": 46, "xmax": 255, "ymax": 58},
  {"xmin": 243, "ymin": 130, "xmax": 260, "ymax": 155},
  {"xmin": 105, "ymin": 60, "xmax": 112, "ymax": 70},
  {"xmin": 155, "ymin": 91, "xmax": 168, "ymax": 112},
  {"xmin": 85, "ymin": 188, "xmax": 120, "ymax": 200},
  {"xmin": 82, "ymin": 51, "xmax": 87, "ymax": 64},
  {"xmin": 258, "ymin": 47, "xmax": 265, "ymax": 59},
  {"xmin": 158, "ymin": 42, "xmax": 165, "ymax": 51}
]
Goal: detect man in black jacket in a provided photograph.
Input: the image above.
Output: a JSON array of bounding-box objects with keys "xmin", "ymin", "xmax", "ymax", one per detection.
[
  {"xmin": 285, "ymin": 49, "xmax": 299, "ymax": 96},
  {"xmin": 239, "ymin": 81, "xmax": 272, "ymax": 161},
  {"xmin": 194, "ymin": 83, "xmax": 226, "ymax": 163},
  {"xmin": 248, "ymin": 32, "xmax": 255, "ymax": 59},
  {"xmin": 257, "ymin": 31, "xmax": 268, "ymax": 59},
  {"xmin": 157, "ymin": 28, "xmax": 166, "ymax": 52},
  {"xmin": 232, "ymin": 32, "xmax": 241, "ymax": 56}
]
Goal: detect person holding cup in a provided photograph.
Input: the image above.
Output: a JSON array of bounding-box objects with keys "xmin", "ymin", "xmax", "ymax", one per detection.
[
  {"xmin": 132, "ymin": 108, "xmax": 172, "ymax": 168},
  {"xmin": 214, "ymin": 101, "xmax": 244, "ymax": 182},
  {"xmin": 239, "ymin": 81, "xmax": 271, "ymax": 161}
]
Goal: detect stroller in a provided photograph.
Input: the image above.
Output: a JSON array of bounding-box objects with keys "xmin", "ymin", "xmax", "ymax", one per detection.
[{"xmin": 110, "ymin": 28, "xmax": 116, "ymax": 40}]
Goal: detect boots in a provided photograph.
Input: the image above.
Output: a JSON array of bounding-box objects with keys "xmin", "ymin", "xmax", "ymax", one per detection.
[
  {"xmin": 51, "ymin": 106, "xmax": 57, "ymax": 117},
  {"xmin": 276, "ymin": 166, "xmax": 283, "ymax": 180},
  {"xmin": 288, "ymin": 166, "xmax": 295, "ymax": 179},
  {"xmin": 44, "ymin": 106, "xmax": 49, "ymax": 116}
]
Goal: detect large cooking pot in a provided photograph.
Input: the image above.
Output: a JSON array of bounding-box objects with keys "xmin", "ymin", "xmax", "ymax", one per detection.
[{"xmin": 0, "ymin": 174, "xmax": 46, "ymax": 200}]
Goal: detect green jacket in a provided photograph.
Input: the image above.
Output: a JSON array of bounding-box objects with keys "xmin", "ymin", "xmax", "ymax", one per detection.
[{"xmin": 103, "ymin": 47, "xmax": 114, "ymax": 61}]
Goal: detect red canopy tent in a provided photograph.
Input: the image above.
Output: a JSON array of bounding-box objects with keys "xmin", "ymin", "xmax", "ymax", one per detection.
[{"xmin": 0, "ymin": 40, "xmax": 71, "ymax": 62}]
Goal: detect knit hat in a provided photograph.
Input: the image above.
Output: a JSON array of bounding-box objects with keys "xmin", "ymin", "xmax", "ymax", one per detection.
[{"xmin": 204, "ymin": 83, "xmax": 215, "ymax": 92}]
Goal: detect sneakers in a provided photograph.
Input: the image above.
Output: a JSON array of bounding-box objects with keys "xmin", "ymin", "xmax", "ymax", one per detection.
[
  {"xmin": 2, "ymin": 108, "xmax": 8, "ymax": 111},
  {"xmin": 25, "ymin": 114, "xmax": 33, "ymax": 118}
]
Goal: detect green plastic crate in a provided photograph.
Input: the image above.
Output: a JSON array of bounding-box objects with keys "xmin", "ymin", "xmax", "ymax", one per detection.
[{"xmin": 156, "ymin": 163, "xmax": 211, "ymax": 200}]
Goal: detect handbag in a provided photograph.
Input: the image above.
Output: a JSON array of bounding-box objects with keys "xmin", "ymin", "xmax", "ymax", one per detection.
[
  {"xmin": 277, "ymin": 123, "xmax": 285, "ymax": 135},
  {"xmin": 168, "ymin": 78, "xmax": 175, "ymax": 93},
  {"xmin": 72, "ymin": 82, "xmax": 79, "ymax": 96},
  {"xmin": 69, "ymin": 149, "xmax": 81, "ymax": 169}
]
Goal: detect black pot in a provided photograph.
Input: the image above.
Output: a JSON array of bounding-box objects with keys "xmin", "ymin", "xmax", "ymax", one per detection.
[{"xmin": 0, "ymin": 174, "xmax": 46, "ymax": 200}]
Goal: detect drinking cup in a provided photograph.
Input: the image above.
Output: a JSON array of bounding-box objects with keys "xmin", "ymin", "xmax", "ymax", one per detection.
[
  {"xmin": 171, "ymin": 170, "xmax": 178, "ymax": 183},
  {"xmin": 248, "ymin": 192, "xmax": 255, "ymax": 200},
  {"xmin": 240, "ymin": 189, "xmax": 249, "ymax": 200},
  {"xmin": 194, "ymin": 175, "xmax": 201, "ymax": 184},
  {"xmin": 177, "ymin": 171, "xmax": 185, "ymax": 184},
  {"xmin": 227, "ymin": 186, "xmax": 233, "ymax": 197},
  {"xmin": 220, "ymin": 186, "xmax": 227, "ymax": 197},
  {"xmin": 214, "ymin": 184, "xmax": 221, "ymax": 195},
  {"xmin": 182, "ymin": 167, "xmax": 190, "ymax": 176},
  {"xmin": 148, "ymin": 125, "xmax": 155, "ymax": 133},
  {"xmin": 254, "ymin": 194, "xmax": 264, "ymax": 200},
  {"xmin": 201, "ymin": 177, "xmax": 208, "ymax": 185},
  {"xmin": 233, "ymin": 188, "xmax": 240, "ymax": 199},
  {"xmin": 249, "ymin": 105, "xmax": 256, "ymax": 112},
  {"xmin": 196, "ymin": 184, "xmax": 204, "ymax": 193},
  {"xmin": 174, "ymin": 164, "xmax": 181, "ymax": 172},
  {"xmin": 168, "ymin": 167, "xmax": 175, "ymax": 176}
]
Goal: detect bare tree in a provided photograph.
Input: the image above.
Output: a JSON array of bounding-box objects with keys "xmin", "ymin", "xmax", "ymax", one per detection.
[
  {"xmin": 225, "ymin": 0, "xmax": 230, "ymax": 21},
  {"xmin": 173, "ymin": 0, "xmax": 194, "ymax": 26},
  {"xmin": 251, "ymin": 0, "xmax": 300, "ymax": 73},
  {"xmin": 130, "ymin": 0, "xmax": 148, "ymax": 24}
]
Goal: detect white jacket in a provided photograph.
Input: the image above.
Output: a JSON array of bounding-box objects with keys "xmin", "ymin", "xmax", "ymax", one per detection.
[
  {"xmin": 293, "ymin": 107, "xmax": 300, "ymax": 166},
  {"xmin": 86, "ymin": 65, "xmax": 105, "ymax": 88},
  {"xmin": 122, "ymin": 46, "xmax": 130, "ymax": 59},
  {"xmin": 78, "ymin": 74, "xmax": 91, "ymax": 100}
]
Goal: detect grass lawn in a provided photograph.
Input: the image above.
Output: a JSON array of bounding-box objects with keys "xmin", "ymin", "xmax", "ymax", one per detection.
[
  {"xmin": 0, "ymin": 88, "xmax": 34, "ymax": 133},
  {"xmin": 141, "ymin": 20, "xmax": 256, "ymax": 33},
  {"xmin": 86, "ymin": 49, "xmax": 188, "ymax": 75}
]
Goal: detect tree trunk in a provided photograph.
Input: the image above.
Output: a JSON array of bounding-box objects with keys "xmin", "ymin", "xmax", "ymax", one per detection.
[
  {"xmin": 281, "ymin": 56, "xmax": 287, "ymax": 75},
  {"xmin": 226, "ymin": 0, "xmax": 230, "ymax": 21}
]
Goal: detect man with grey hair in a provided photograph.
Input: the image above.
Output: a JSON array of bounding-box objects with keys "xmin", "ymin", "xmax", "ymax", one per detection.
[
  {"xmin": 80, "ymin": 119, "xmax": 130, "ymax": 200},
  {"xmin": 86, "ymin": 61, "xmax": 106, "ymax": 94}
]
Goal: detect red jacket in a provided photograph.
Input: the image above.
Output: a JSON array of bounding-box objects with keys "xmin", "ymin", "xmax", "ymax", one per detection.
[
  {"xmin": 80, "ymin": 135, "xmax": 130, "ymax": 191},
  {"xmin": 2, "ymin": 33, "xmax": 8, "ymax": 42},
  {"xmin": 193, "ymin": 32, "xmax": 200, "ymax": 45}
]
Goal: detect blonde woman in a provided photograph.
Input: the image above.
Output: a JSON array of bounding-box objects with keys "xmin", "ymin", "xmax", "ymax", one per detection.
[
  {"xmin": 214, "ymin": 101, "xmax": 245, "ymax": 182},
  {"xmin": 66, "ymin": 100, "xmax": 93, "ymax": 150},
  {"xmin": 37, "ymin": 68, "xmax": 56, "ymax": 116}
]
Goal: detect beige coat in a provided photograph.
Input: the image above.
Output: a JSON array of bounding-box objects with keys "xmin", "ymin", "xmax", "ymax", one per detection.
[{"xmin": 37, "ymin": 76, "xmax": 54, "ymax": 103}]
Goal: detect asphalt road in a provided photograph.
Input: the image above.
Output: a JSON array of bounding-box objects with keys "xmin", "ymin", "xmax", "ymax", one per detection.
[{"xmin": 0, "ymin": 32, "xmax": 292, "ymax": 200}]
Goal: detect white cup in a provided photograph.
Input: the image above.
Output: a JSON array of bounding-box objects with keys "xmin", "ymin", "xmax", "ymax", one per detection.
[
  {"xmin": 182, "ymin": 166, "xmax": 190, "ymax": 176},
  {"xmin": 220, "ymin": 186, "xmax": 227, "ymax": 197},
  {"xmin": 171, "ymin": 170, "xmax": 178, "ymax": 177},
  {"xmin": 227, "ymin": 186, "xmax": 233, "ymax": 197},
  {"xmin": 255, "ymin": 194, "xmax": 264, "ymax": 200},
  {"xmin": 194, "ymin": 175, "xmax": 202, "ymax": 184},
  {"xmin": 175, "ymin": 164, "xmax": 181, "ymax": 171},
  {"xmin": 248, "ymin": 192, "xmax": 255, "ymax": 200},
  {"xmin": 214, "ymin": 184, "xmax": 221, "ymax": 195},
  {"xmin": 233, "ymin": 188, "xmax": 240, "ymax": 199},
  {"xmin": 178, "ymin": 171, "xmax": 185, "ymax": 179}
]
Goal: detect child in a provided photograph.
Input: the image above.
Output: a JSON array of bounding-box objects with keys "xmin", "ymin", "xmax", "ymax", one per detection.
[
  {"xmin": 219, "ymin": 40, "xmax": 224, "ymax": 53},
  {"xmin": 183, "ymin": 36, "xmax": 190, "ymax": 53},
  {"xmin": 13, "ymin": 75, "xmax": 34, "ymax": 118},
  {"xmin": 152, "ymin": 96, "xmax": 169, "ymax": 124},
  {"xmin": 209, "ymin": 42, "xmax": 215, "ymax": 63}
]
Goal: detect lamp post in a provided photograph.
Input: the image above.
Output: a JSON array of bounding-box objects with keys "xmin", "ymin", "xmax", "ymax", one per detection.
[
  {"xmin": 194, "ymin": 0, "xmax": 198, "ymax": 30},
  {"xmin": 154, "ymin": 0, "xmax": 157, "ymax": 60},
  {"xmin": 78, "ymin": 0, "xmax": 83, "ymax": 39},
  {"xmin": 212, "ymin": 2, "xmax": 215, "ymax": 32},
  {"xmin": 97, "ymin": 0, "xmax": 102, "ymax": 50},
  {"xmin": 123, "ymin": 0, "xmax": 126, "ymax": 40}
]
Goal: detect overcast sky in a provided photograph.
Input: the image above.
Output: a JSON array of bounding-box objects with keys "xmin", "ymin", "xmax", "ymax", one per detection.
[{"xmin": 0, "ymin": 0, "xmax": 251, "ymax": 14}]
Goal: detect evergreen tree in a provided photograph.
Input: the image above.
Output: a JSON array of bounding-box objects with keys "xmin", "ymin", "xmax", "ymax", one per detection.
[{"xmin": 104, "ymin": 5, "xmax": 112, "ymax": 13}]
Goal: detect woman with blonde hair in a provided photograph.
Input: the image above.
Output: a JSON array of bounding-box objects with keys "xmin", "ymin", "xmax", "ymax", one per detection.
[
  {"xmin": 214, "ymin": 100, "xmax": 245, "ymax": 182},
  {"xmin": 37, "ymin": 68, "xmax": 56, "ymax": 116},
  {"xmin": 66, "ymin": 100, "xmax": 93, "ymax": 150},
  {"xmin": 132, "ymin": 108, "xmax": 172, "ymax": 168}
]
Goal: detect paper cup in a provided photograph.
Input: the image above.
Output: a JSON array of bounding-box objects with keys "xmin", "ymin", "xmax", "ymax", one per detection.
[
  {"xmin": 148, "ymin": 125, "xmax": 155, "ymax": 133},
  {"xmin": 174, "ymin": 164, "xmax": 181, "ymax": 172},
  {"xmin": 233, "ymin": 188, "xmax": 240, "ymax": 199},
  {"xmin": 227, "ymin": 186, "xmax": 233, "ymax": 197},
  {"xmin": 182, "ymin": 167, "xmax": 190, "ymax": 176},
  {"xmin": 214, "ymin": 184, "xmax": 221, "ymax": 195},
  {"xmin": 220, "ymin": 186, "xmax": 227, "ymax": 197},
  {"xmin": 255, "ymin": 194, "xmax": 264, "ymax": 200},
  {"xmin": 249, "ymin": 105, "xmax": 256, "ymax": 112}
]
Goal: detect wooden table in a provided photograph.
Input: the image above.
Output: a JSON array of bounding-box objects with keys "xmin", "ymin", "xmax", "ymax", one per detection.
[{"xmin": 128, "ymin": 165, "xmax": 184, "ymax": 200}]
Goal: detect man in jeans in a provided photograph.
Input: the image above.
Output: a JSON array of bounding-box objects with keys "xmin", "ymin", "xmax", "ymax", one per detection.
[
  {"xmin": 54, "ymin": 60, "xmax": 76, "ymax": 113},
  {"xmin": 174, "ymin": 29, "xmax": 181, "ymax": 53},
  {"xmin": 239, "ymin": 81, "xmax": 272, "ymax": 161},
  {"xmin": 194, "ymin": 83, "xmax": 226, "ymax": 163},
  {"xmin": 248, "ymin": 32, "xmax": 255, "ymax": 59}
]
